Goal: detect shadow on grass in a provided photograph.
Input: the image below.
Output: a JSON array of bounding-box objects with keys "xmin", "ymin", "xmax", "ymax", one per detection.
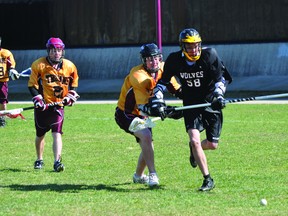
[
  {"xmin": 0, "ymin": 183, "xmax": 165, "ymax": 193},
  {"xmin": 0, "ymin": 168, "xmax": 30, "ymax": 172}
]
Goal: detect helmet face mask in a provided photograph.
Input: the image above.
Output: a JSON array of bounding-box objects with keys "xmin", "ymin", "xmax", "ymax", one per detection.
[
  {"xmin": 140, "ymin": 43, "xmax": 162, "ymax": 73},
  {"xmin": 179, "ymin": 28, "xmax": 202, "ymax": 61},
  {"xmin": 46, "ymin": 37, "xmax": 65, "ymax": 64}
]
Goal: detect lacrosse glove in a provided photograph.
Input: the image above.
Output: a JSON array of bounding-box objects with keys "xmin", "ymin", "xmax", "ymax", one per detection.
[
  {"xmin": 142, "ymin": 96, "xmax": 167, "ymax": 120},
  {"xmin": 211, "ymin": 93, "xmax": 226, "ymax": 110},
  {"xmin": 165, "ymin": 106, "xmax": 183, "ymax": 119},
  {"xmin": 174, "ymin": 87, "xmax": 183, "ymax": 100},
  {"xmin": 32, "ymin": 94, "xmax": 48, "ymax": 111},
  {"xmin": 63, "ymin": 90, "xmax": 80, "ymax": 106},
  {"xmin": 9, "ymin": 69, "xmax": 20, "ymax": 80}
]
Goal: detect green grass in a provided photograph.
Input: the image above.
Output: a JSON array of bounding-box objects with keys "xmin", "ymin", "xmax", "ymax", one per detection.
[{"xmin": 0, "ymin": 103, "xmax": 287, "ymax": 215}]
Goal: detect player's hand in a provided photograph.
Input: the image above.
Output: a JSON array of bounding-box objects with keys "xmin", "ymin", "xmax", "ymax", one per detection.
[
  {"xmin": 174, "ymin": 87, "xmax": 183, "ymax": 99},
  {"xmin": 32, "ymin": 95, "xmax": 48, "ymax": 111},
  {"xmin": 143, "ymin": 97, "xmax": 167, "ymax": 120},
  {"xmin": 165, "ymin": 106, "xmax": 183, "ymax": 119},
  {"xmin": 211, "ymin": 93, "xmax": 226, "ymax": 110},
  {"xmin": 63, "ymin": 90, "xmax": 80, "ymax": 106},
  {"xmin": 9, "ymin": 69, "xmax": 20, "ymax": 80}
]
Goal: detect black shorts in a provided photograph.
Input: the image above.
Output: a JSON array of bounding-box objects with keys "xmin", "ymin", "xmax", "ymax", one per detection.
[{"xmin": 183, "ymin": 108, "xmax": 223, "ymax": 143}]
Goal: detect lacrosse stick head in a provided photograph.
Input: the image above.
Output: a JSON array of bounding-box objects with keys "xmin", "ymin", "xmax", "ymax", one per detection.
[
  {"xmin": 129, "ymin": 117, "xmax": 156, "ymax": 133},
  {"xmin": 0, "ymin": 108, "xmax": 25, "ymax": 119}
]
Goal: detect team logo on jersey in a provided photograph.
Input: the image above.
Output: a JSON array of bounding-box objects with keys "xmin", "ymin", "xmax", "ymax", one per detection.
[
  {"xmin": 46, "ymin": 74, "xmax": 71, "ymax": 85},
  {"xmin": 180, "ymin": 71, "xmax": 204, "ymax": 79}
]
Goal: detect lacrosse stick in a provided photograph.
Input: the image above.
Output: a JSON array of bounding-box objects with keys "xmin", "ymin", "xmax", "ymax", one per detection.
[
  {"xmin": 0, "ymin": 101, "xmax": 64, "ymax": 119},
  {"xmin": 2, "ymin": 64, "xmax": 31, "ymax": 79},
  {"xmin": 5, "ymin": 59, "xmax": 31, "ymax": 78},
  {"xmin": 129, "ymin": 92, "xmax": 288, "ymax": 132},
  {"xmin": 19, "ymin": 67, "xmax": 31, "ymax": 77},
  {"xmin": 170, "ymin": 92, "xmax": 288, "ymax": 111}
]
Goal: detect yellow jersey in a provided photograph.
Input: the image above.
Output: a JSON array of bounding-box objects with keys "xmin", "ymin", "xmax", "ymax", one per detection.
[
  {"xmin": 0, "ymin": 48, "xmax": 16, "ymax": 82},
  {"xmin": 28, "ymin": 57, "xmax": 79, "ymax": 104},
  {"xmin": 117, "ymin": 62, "xmax": 180, "ymax": 115}
]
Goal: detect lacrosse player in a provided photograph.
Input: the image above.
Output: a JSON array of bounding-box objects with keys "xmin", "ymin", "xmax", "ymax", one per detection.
[
  {"xmin": 159, "ymin": 28, "xmax": 232, "ymax": 191},
  {"xmin": 28, "ymin": 37, "xmax": 79, "ymax": 172},
  {"xmin": 115, "ymin": 43, "xmax": 181, "ymax": 187},
  {"xmin": 0, "ymin": 36, "xmax": 20, "ymax": 127}
]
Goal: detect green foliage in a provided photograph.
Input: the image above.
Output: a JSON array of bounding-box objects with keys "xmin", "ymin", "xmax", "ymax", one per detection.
[{"xmin": 0, "ymin": 103, "xmax": 287, "ymax": 215}]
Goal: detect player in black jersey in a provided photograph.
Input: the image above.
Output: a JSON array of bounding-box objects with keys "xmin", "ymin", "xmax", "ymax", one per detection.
[{"xmin": 159, "ymin": 28, "xmax": 232, "ymax": 191}]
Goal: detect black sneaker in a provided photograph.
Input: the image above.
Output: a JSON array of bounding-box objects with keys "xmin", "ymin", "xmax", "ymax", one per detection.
[
  {"xmin": 54, "ymin": 160, "xmax": 65, "ymax": 172},
  {"xmin": 34, "ymin": 160, "xmax": 44, "ymax": 169},
  {"xmin": 189, "ymin": 154, "xmax": 197, "ymax": 168},
  {"xmin": 0, "ymin": 117, "xmax": 6, "ymax": 128},
  {"xmin": 199, "ymin": 178, "xmax": 215, "ymax": 191}
]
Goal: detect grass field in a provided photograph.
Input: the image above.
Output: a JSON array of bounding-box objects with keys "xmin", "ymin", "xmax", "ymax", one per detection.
[{"xmin": 0, "ymin": 102, "xmax": 287, "ymax": 216}]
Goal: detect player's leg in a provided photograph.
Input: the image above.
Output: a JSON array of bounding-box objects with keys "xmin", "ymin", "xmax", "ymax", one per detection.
[
  {"xmin": 34, "ymin": 135, "xmax": 45, "ymax": 169},
  {"xmin": 188, "ymin": 129, "xmax": 214, "ymax": 191},
  {"xmin": 52, "ymin": 132, "xmax": 62, "ymax": 161},
  {"xmin": 0, "ymin": 82, "xmax": 8, "ymax": 127},
  {"xmin": 52, "ymin": 132, "xmax": 64, "ymax": 172},
  {"xmin": 201, "ymin": 139, "xmax": 218, "ymax": 150},
  {"xmin": 134, "ymin": 129, "xmax": 159, "ymax": 186},
  {"xmin": 133, "ymin": 151, "xmax": 149, "ymax": 184},
  {"xmin": 189, "ymin": 141, "xmax": 197, "ymax": 168},
  {"xmin": 188, "ymin": 129, "xmax": 209, "ymax": 175}
]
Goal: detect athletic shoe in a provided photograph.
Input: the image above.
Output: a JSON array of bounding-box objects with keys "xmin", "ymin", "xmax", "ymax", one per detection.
[
  {"xmin": 148, "ymin": 173, "xmax": 159, "ymax": 187},
  {"xmin": 133, "ymin": 173, "xmax": 149, "ymax": 184},
  {"xmin": 199, "ymin": 178, "xmax": 215, "ymax": 191},
  {"xmin": 189, "ymin": 154, "xmax": 197, "ymax": 168},
  {"xmin": 0, "ymin": 117, "xmax": 6, "ymax": 128},
  {"xmin": 34, "ymin": 160, "xmax": 44, "ymax": 169},
  {"xmin": 53, "ymin": 160, "xmax": 65, "ymax": 172}
]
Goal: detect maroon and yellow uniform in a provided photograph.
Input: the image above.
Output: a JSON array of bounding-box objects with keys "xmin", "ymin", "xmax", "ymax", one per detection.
[
  {"xmin": 117, "ymin": 62, "xmax": 180, "ymax": 116},
  {"xmin": 0, "ymin": 48, "xmax": 16, "ymax": 82},
  {"xmin": 28, "ymin": 57, "xmax": 79, "ymax": 104}
]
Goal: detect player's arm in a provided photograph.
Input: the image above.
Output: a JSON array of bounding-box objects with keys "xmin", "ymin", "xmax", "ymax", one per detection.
[
  {"xmin": 28, "ymin": 86, "xmax": 39, "ymax": 97},
  {"xmin": 207, "ymin": 48, "xmax": 227, "ymax": 110},
  {"xmin": 28, "ymin": 86, "xmax": 49, "ymax": 111},
  {"xmin": 62, "ymin": 62, "xmax": 80, "ymax": 106},
  {"xmin": 6, "ymin": 55, "xmax": 20, "ymax": 80},
  {"xmin": 158, "ymin": 54, "xmax": 183, "ymax": 99}
]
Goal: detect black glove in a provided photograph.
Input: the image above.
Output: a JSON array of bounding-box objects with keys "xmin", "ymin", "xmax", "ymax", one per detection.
[
  {"xmin": 211, "ymin": 93, "xmax": 226, "ymax": 110},
  {"xmin": 165, "ymin": 106, "xmax": 183, "ymax": 119},
  {"xmin": 142, "ymin": 97, "xmax": 167, "ymax": 120},
  {"xmin": 174, "ymin": 87, "xmax": 183, "ymax": 99}
]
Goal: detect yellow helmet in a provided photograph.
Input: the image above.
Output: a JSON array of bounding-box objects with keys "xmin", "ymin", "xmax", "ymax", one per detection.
[{"xmin": 179, "ymin": 28, "xmax": 202, "ymax": 61}]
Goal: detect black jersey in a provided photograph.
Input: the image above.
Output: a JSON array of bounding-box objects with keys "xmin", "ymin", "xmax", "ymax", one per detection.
[{"xmin": 162, "ymin": 47, "xmax": 224, "ymax": 105}]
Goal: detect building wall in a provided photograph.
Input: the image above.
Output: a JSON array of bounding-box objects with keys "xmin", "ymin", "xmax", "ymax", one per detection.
[
  {"xmin": 1, "ymin": 0, "xmax": 287, "ymax": 49},
  {"xmin": 10, "ymin": 42, "xmax": 288, "ymax": 93}
]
